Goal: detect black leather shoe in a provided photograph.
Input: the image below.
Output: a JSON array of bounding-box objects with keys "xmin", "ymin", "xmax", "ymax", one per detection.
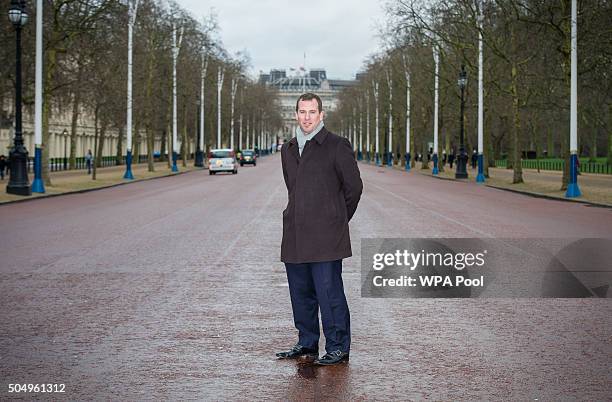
[
  {"xmin": 314, "ymin": 350, "xmax": 349, "ymax": 365},
  {"xmin": 276, "ymin": 344, "xmax": 318, "ymax": 359}
]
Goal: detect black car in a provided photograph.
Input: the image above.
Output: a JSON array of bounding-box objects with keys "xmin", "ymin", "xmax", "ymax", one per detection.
[{"xmin": 240, "ymin": 149, "xmax": 257, "ymax": 166}]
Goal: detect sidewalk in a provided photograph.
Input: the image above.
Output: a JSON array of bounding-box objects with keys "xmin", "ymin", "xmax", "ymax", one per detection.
[
  {"xmin": 370, "ymin": 160, "xmax": 612, "ymax": 207},
  {"xmin": 0, "ymin": 161, "xmax": 199, "ymax": 204}
]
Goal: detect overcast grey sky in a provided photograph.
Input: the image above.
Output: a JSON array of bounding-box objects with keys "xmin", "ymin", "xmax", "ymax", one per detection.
[{"xmin": 179, "ymin": 0, "xmax": 388, "ymax": 80}]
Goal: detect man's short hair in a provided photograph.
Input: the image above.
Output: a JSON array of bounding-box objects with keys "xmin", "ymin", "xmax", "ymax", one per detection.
[{"xmin": 295, "ymin": 93, "xmax": 323, "ymax": 112}]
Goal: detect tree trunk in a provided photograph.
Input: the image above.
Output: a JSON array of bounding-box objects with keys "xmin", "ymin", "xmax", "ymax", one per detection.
[
  {"xmin": 590, "ymin": 130, "xmax": 597, "ymax": 160},
  {"xmin": 533, "ymin": 121, "xmax": 541, "ymax": 173},
  {"xmin": 561, "ymin": 127, "xmax": 569, "ymax": 191},
  {"xmin": 69, "ymin": 59, "xmax": 83, "ymax": 169},
  {"xmin": 181, "ymin": 101, "xmax": 187, "ymax": 167},
  {"xmin": 116, "ymin": 126, "xmax": 123, "ymax": 165},
  {"xmin": 420, "ymin": 106, "xmax": 429, "ymax": 169},
  {"xmin": 96, "ymin": 119, "xmax": 107, "ymax": 168},
  {"xmin": 160, "ymin": 129, "xmax": 167, "ymax": 163},
  {"xmin": 607, "ymin": 106, "xmax": 612, "ymax": 165},
  {"xmin": 145, "ymin": 45, "xmax": 155, "ymax": 172},
  {"xmin": 510, "ymin": 64, "xmax": 523, "ymax": 184},
  {"xmin": 509, "ymin": 20, "xmax": 523, "ymax": 183},
  {"xmin": 92, "ymin": 106, "xmax": 99, "ymax": 180},
  {"xmin": 69, "ymin": 89, "xmax": 80, "ymax": 169},
  {"xmin": 411, "ymin": 131, "xmax": 416, "ymax": 168},
  {"xmin": 41, "ymin": 44, "xmax": 58, "ymax": 186},
  {"xmin": 484, "ymin": 115, "xmax": 492, "ymax": 177},
  {"xmin": 167, "ymin": 127, "xmax": 172, "ymax": 168},
  {"xmin": 421, "ymin": 140, "xmax": 429, "ymax": 169},
  {"xmin": 147, "ymin": 127, "xmax": 154, "ymax": 172},
  {"xmin": 133, "ymin": 128, "xmax": 140, "ymax": 164},
  {"xmin": 438, "ymin": 106, "xmax": 444, "ymax": 172},
  {"xmin": 547, "ymin": 126, "xmax": 554, "ymax": 158},
  {"xmin": 607, "ymin": 131, "xmax": 612, "ymax": 165}
]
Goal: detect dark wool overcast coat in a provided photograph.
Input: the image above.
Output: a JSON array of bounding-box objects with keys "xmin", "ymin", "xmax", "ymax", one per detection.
[{"xmin": 280, "ymin": 127, "xmax": 363, "ymax": 263}]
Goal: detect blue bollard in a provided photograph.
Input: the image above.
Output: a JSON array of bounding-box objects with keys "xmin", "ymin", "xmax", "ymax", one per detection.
[
  {"xmin": 124, "ymin": 150, "xmax": 134, "ymax": 179},
  {"xmin": 432, "ymin": 153, "xmax": 439, "ymax": 175},
  {"xmin": 565, "ymin": 153, "xmax": 581, "ymax": 197},
  {"xmin": 31, "ymin": 147, "xmax": 45, "ymax": 193},
  {"xmin": 172, "ymin": 151, "xmax": 179, "ymax": 172},
  {"xmin": 476, "ymin": 154, "xmax": 485, "ymax": 183}
]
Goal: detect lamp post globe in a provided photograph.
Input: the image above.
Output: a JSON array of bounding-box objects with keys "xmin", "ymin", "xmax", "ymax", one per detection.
[
  {"xmin": 7, "ymin": 0, "xmax": 32, "ymax": 196},
  {"xmin": 455, "ymin": 65, "xmax": 469, "ymax": 179},
  {"xmin": 9, "ymin": 0, "xmax": 26, "ymax": 25}
]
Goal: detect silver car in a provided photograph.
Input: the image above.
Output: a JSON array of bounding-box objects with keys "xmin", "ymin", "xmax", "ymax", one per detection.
[{"xmin": 208, "ymin": 149, "xmax": 238, "ymax": 175}]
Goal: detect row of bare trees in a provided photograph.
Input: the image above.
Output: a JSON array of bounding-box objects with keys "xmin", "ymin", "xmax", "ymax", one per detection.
[
  {"xmin": 326, "ymin": 0, "xmax": 611, "ymax": 187},
  {"xmin": 1, "ymin": 0, "xmax": 283, "ymax": 185}
]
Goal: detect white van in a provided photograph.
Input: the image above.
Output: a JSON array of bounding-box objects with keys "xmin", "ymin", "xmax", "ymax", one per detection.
[{"xmin": 208, "ymin": 149, "xmax": 238, "ymax": 175}]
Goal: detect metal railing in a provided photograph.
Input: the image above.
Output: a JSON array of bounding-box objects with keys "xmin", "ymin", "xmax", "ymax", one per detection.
[
  {"xmin": 495, "ymin": 159, "xmax": 612, "ymax": 174},
  {"xmin": 26, "ymin": 155, "xmax": 167, "ymax": 173}
]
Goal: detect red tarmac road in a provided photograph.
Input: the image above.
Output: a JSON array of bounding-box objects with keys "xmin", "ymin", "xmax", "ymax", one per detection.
[{"xmin": 1, "ymin": 154, "xmax": 611, "ymax": 400}]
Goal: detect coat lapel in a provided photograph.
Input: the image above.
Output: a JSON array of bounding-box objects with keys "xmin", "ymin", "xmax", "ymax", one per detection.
[{"xmin": 288, "ymin": 137, "xmax": 300, "ymax": 161}]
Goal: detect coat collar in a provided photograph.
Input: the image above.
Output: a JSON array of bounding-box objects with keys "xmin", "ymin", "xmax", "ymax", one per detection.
[
  {"xmin": 287, "ymin": 126, "xmax": 330, "ymax": 161},
  {"xmin": 312, "ymin": 126, "xmax": 329, "ymax": 144},
  {"xmin": 287, "ymin": 137, "xmax": 300, "ymax": 161}
]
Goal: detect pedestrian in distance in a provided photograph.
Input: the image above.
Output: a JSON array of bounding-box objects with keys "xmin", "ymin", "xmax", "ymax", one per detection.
[
  {"xmin": 471, "ymin": 148, "xmax": 478, "ymax": 169},
  {"xmin": 442, "ymin": 149, "xmax": 447, "ymax": 166},
  {"xmin": 277, "ymin": 92, "xmax": 363, "ymax": 366},
  {"xmin": 0, "ymin": 155, "xmax": 6, "ymax": 180},
  {"xmin": 85, "ymin": 149, "xmax": 92, "ymax": 174},
  {"xmin": 449, "ymin": 148, "xmax": 456, "ymax": 168}
]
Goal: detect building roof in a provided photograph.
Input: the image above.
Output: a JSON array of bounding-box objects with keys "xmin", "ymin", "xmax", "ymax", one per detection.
[{"xmin": 259, "ymin": 68, "xmax": 356, "ymax": 91}]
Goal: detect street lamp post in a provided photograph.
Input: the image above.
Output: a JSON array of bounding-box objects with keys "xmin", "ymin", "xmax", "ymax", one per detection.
[
  {"xmin": 402, "ymin": 53, "xmax": 411, "ymax": 172},
  {"xmin": 31, "ymin": 0, "xmax": 44, "ymax": 193},
  {"xmin": 195, "ymin": 98, "xmax": 203, "ymax": 166},
  {"xmin": 566, "ymin": 0, "xmax": 581, "ymax": 197},
  {"xmin": 217, "ymin": 67, "xmax": 224, "ymax": 149},
  {"xmin": 124, "ymin": 0, "xmax": 139, "ymax": 180},
  {"xmin": 455, "ymin": 65, "xmax": 468, "ymax": 179},
  {"xmin": 476, "ymin": 0, "xmax": 486, "ymax": 183},
  {"xmin": 372, "ymin": 80, "xmax": 380, "ymax": 166},
  {"xmin": 63, "ymin": 129, "xmax": 68, "ymax": 170},
  {"xmin": 385, "ymin": 70, "xmax": 393, "ymax": 168},
  {"xmin": 171, "ymin": 22, "xmax": 183, "ymax": 173},
  {"xmin": 432, "ymin": 43, "xmax": 440, "ymax": 175},
  {"xmin": 7, "ymin": 0, "xmax": 31, "ymax": 196},
  {"xmin": 195, "ymin": 52, "xmax": 207, "ymax": 167}
]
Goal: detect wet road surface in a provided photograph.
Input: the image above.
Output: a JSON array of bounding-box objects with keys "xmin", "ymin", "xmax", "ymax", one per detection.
[{"xmin": 1, "ymin": 154, "xmax": 611, "ymax": 400}]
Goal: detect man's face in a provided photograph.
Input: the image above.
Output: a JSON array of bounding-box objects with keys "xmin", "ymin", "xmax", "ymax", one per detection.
[{"xmin": 296, "ymin": 99, "xmax": 324, "ymax": 134}]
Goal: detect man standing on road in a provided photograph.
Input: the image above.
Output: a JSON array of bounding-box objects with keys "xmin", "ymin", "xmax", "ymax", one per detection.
[
  {"xmin": 276, "ymin": 93, "xmax": 363, "ymax": 366},
  {"xmin": 0, "ymin": 155, "xmax": 6, "ymax": 180},
  {"xmin": 85, "ymin": 149, "xmax": 93, "ymax": 174}
]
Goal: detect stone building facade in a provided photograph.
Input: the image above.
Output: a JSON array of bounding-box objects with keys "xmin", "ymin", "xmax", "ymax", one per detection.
[
  {"xmin": 259, "ymin": 68, "xmax": 356, "ymax": 140},
  {"xmin": 0, "ymin": 99, "xmax": 162, "ymax": 159}
]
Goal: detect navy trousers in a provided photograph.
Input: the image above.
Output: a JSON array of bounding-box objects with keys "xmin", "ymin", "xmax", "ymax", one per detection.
[{"xmin": 284, "ymin": 259, "xmax": 350, "ymax": 354}]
